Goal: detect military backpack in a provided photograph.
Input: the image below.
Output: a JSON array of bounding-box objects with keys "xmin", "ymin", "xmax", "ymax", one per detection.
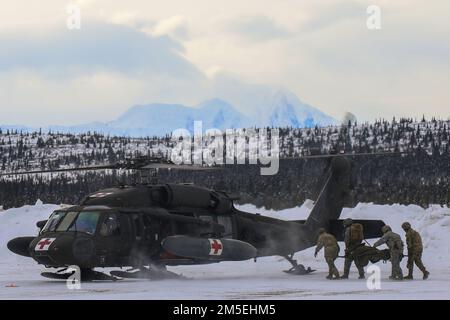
[{"xmin": 349, "ymin": 223, "xmax": 364, "ymax": 243}]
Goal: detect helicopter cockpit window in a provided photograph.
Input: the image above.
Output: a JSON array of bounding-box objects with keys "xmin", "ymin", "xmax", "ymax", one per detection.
[
  {"xmin": 56, "ymin": 211, "xmax": 78, "ymax": 232},
  {"xmin": 68, "ymin": 211, "xmax": 100, "ymax": 235},
  {"xmin": 99, "ymin": 214, "xmax": 120, "ymax": 237},
  {"xmin": 42, "ymin": 211, "xmax": 67, "ymax": 233}
]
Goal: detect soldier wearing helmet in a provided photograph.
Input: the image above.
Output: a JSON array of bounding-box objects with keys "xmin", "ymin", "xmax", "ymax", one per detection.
[
  {"xmin": 341, "ymin": 218, "xmax": 365, "ymax": 279},
  {"xmin": 314, "ymin": 228, "xmax": 340, "ymax": 280},
  {"xmin": 343, "ymin": 218, "xmax": 353, "ymax": 228},
  {"xmin": 401, "ymin": 222, "xmax": 429, "ymax": 280},
  {"xmin": 373, "ymin": 225, "xmax": 404, "ymax": 280}
]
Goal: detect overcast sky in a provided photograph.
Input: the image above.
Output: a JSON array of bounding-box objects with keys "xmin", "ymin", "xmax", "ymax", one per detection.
[{"xmin": 0, "ymin": 0, "xmax": 449, "ymax": 126}]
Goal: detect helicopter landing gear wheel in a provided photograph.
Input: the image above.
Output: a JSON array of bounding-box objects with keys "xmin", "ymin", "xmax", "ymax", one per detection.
[{"xmin": 282, "ymin": 254, "xmax": 315, "ymax": 275}]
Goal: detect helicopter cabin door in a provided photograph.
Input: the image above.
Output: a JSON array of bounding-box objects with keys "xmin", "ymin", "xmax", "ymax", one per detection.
[
  {"xmin": 95, "ymin": 212, "xmax": 128, "ymax": 266},
  {"xmin": 128, "ymin": 213, "xmax": 162, "ymax": 264},
  {"xmin": 141, "ymin": 213, "xmax": 162, "ymax": 257}
]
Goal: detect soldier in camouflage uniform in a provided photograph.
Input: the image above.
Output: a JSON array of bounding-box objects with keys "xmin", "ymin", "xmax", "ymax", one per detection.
[
  {"xmin": 341, "ymin": 218, "xmax": 365, "ymax": 279},
  {"xmin": 314, "ymin": 228, "xmax": 340, "ymax": 280},
  {"xmin": 373, "ymin": 225, "xmax": 404, "ymax": 280},
  {"xmin": 401, "ymin": 222, "xmax": 430, "ymax": 280}
]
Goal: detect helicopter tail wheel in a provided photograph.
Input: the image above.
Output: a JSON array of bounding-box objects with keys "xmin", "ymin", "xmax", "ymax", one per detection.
[
  {"xmin": 283, "ymin": 265, "xmax": 316, "ymax": 275},
  {"xmin": 282, "ymin": 255, "xmax": 316, "ymax": 275}
]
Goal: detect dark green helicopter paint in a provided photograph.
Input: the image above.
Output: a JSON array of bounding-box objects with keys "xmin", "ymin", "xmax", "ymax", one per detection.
[{"xmin": 6, "ymin": 156, "xmax": 385, "ymax": 280}]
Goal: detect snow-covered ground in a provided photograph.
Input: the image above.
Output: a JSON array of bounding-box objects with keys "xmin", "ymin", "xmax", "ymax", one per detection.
[{"xmin": 0, "ymin": 201, "xmax": 449, "ymax": 300}]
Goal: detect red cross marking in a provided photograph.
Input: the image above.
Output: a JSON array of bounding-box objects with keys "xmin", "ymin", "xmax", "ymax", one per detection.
[
  {"xmin": 210, "ymin": 239, "xmax": 223, "ymax": 255},
  {"xmin": 37, "ymin": 238, "xmax": 53, "ymax": 250}
]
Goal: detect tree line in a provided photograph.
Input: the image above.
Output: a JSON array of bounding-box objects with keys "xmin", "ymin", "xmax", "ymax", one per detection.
[{"xmin": 0, "ymin": 117, "xmax": 449, "ymax": 209}]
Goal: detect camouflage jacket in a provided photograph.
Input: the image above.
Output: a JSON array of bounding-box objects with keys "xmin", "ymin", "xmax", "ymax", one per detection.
[
  {"xmin": 406, "ymin": 229, "xmax": 423, "ymax": 252},
  {"xmin": 344, "ymin": 225, "xmax": 363, "ymax": 248},
  {"xmin": 315, "ymin": 232, "xmax": 339, "ymax": 254},
  {"xmin": 373, "ymin": 231, "xmax": 404, "ymax": 251}
]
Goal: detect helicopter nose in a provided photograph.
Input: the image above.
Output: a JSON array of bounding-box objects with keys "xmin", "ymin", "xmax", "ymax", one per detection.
[
  {"xmin": 29, "ymin": 234, "xmax": 95, "ymax": 267},
  {"xmin": 7, "ymin": 237, "xmax": 35, "ymax": 257},
  {"xmin": 72, "ymin": 237, "xmax": 95, "ymax": 265}
]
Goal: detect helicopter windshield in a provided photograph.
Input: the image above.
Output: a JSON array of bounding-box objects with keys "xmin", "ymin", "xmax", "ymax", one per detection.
[
  {"xmin": 42, "ymin": 211, "xmax": 101, "ymax": 235},
  {"xmin": 68, "ymin": 211, "xmax": 100, "ymax": 234},
  {"xmin": 42, "ymin": 211, "xmax": 66, "ymax": 233}
]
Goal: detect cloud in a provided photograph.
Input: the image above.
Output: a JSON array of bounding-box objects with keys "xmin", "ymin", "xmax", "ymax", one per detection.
[
  {"xmin": 150, "ymin": 15, "xmax": 189, "ymax": 40},
  {"xmin": 227, "ymin": 16, "xmax": 289, "ymax": 41},
  {"xmin": 107, "ymin": 13, "xmax": 189, "ymax": 40},
  {"xmin": 299, "ymin": 1, "xmax": 366, "ymax": 33},
  {"xmin": 0, "ymin": 1, "xmax": 449, "ymax": 126},
  {"xmin": 0, "ymin": 20, "xmax": 201, "ymax": 79},
  {"xmin": 0, "ymin": 19, "xmax": 208, "ymax": 126}
]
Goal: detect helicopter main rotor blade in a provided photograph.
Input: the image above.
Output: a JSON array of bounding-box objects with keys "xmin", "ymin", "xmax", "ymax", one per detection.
[
  {"xmin": 0, "ymin": 164, "xmax": 117, "ymax": 177},
  {"xmin": 0, "ymin": 158, "xmax": 219, "ymax": 177},
  {"xmin": 140, "ymin": 163, "xmax": 219, "ymax": 171},
  {"xmin": 0, "ymin": 151, "xmax": 412, "ymax": 177},
  {"xmin": 298, "ymin": 151, "xmax": 411, "ymax": 159}
]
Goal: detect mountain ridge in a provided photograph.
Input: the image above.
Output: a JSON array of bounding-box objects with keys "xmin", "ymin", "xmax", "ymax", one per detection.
[{"xmin": 1, "ymin": 91, "xmax": 336, "ymax": 137}]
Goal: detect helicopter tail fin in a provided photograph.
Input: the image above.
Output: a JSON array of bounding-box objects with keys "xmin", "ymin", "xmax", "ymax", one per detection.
[
  {"xmin": 304, "ymin": 157, "xmax": 351, "ymax": 239},
  {"xmin": 303, "ymin": 157, "xmax": 385, "ymax": 244}
]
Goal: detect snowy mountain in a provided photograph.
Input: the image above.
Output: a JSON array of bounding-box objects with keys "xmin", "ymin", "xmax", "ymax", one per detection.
[
  {"xmin": 45, "ymin": 99, "xmax": 250, "ymax": 137},
  {"xmin": 106, "ymin": 98, "xmax": 252, "ymax": 136},
  {"xmin": 257, "ymin": 90, "xmax": 337, "ymax": 128},
  {"xmin": 1, "ymin": 90, "xmax": 337, "ymax": 137}
]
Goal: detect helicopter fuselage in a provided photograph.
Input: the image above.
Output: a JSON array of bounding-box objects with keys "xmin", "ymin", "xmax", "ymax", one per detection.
[
  {"xmin": 22, "ymin": 204, "xmax": 312, "ymax": 269},
  {"xmin": 7, "ymin": 157, "xmax": 386, "ymax": 277}
]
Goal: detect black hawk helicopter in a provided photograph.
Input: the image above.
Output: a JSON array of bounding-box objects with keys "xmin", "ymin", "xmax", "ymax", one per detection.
[{"xmin": 4, "ymin": 155, "xmax": 386, "ymax": 281}]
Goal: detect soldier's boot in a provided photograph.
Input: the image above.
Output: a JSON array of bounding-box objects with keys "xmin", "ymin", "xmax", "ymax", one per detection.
[
  {"xmin": 404, "ymin": 269, "xmax": 413, "ymax": 280},
  {"xmin": 357, "ymin": 267, "xmax": 365, "ymax": 279},
  {"xmin": 326, "ymin": 264, "xmax": 334, "ymax": 280},
  {"xmin": 416, "ymin": 262, "xmax": 429, "ymax": 280},
  {"xmin": 391, "ymin": 266, "xmax": 403, "ymax": 280},
  {"xmin": 341, "ymin": 260, "xmax": 351, "ymax": 279},
  {"xmin": 327, "ymin": 265, "xmax": 339, "ymax": 280},
  {"xmin": 396, "ymin": 268, "xmax": 404, "ymax": 280},
  {"xmin": 389, "ymin": 269, "xmax": 398, "ymax": 280},
  {"xmin": 397, "ymin": 268, "xmax": 403, "ymax": 280},
  {"xmin": 332, "ymin": 267, "xmax": 340, "ymax": 280}
]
